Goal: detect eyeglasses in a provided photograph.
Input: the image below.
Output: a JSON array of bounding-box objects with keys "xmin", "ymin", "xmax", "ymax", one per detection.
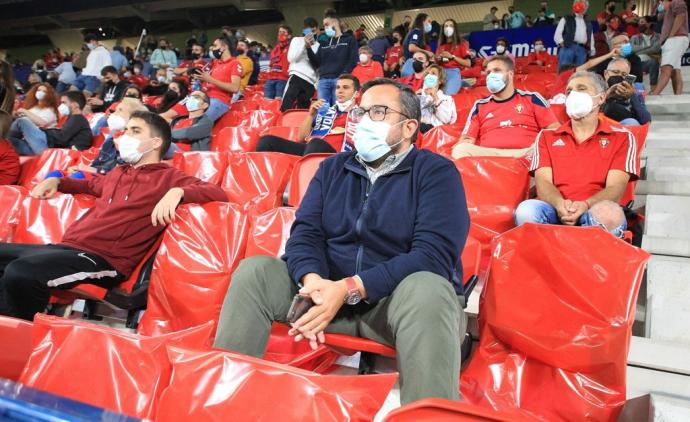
[
  {"xmin": 608, "ymin": 69, "xmax": 629, "ymax": 77},
  {"xmin": 350, "ymin": 105, "xmax": 410, "ymax": 123}
]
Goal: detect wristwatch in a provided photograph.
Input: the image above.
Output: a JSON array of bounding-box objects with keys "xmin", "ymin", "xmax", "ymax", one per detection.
[{"xmin": 344, "ymin": 277, "xmax": 362, "ymax": 305}]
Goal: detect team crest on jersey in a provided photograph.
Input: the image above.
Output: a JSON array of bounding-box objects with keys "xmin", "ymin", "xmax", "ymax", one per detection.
[
  {"xmin": 599, "ymin": 138, "xmax": 610, "ymax": 148},
  {"xmin": 515, "ymin": 103, "xmax": 524, "ymax": 113}
]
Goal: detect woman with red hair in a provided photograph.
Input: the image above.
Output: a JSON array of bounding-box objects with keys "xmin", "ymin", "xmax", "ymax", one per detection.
[{"xmin": 15, "ymin": 83, "xmax": 59, "ymax": 128}]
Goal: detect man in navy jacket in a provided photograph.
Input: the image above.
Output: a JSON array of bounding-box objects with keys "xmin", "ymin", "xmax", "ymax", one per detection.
[{"xmin": 214, "ymin": 78, "xmax": 470, "ymax": 404}]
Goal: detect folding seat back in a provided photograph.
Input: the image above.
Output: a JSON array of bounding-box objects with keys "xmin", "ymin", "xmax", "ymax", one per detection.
[
  {"xmin": 244, "ymin": 90, "xmax": 265, "ymax": 101},
  {"xmin": 256, "ymin": 98, "xmax": 282, "ymax": 114},
  {"xmin": 277, "ymin": 109, "xmax": 310, "ymax": 127},
  {"xmin": 461, "ymin": 224, "xmax": 650, "ymax": 421},
  {"xmin": 0, "ymin": 316, "xmax": 33, "ymax": 381},
  {"xmin": 221, "ymin": 152, "xmax": 299, "ymax": 214},
  {"xmin": 384, "ymin": 398, "xmax": 538, "ymax": 422},
  {"xmin": 171, "ymin": 151, "xmax": 228, "ymax": 185},
  {"xmin": 13, "ymin": 193, "xmax": 96, "ymax": 245},
  {"xmin": 211, "ymin": 110, "xmax": 245, "ymax": 138},
  {"xmin": 229, "ymin": 100, "xmax": 260, "ymax": 113},
  {"xmin": 138, "ymin": 203, "xmax": 249, "ymax": 338},
  {"xmin": 0, "ymin": 185, "xmax": 27, "ymax": 242},
  {"xmin": 245, "ymin": 207, "xmax": 296, "ymax": 258},
  {"xmin": 210, "ymin": 126, "xmax": 261, "ymax": 152},
  {"xmin": 92, "ymin": 127, "xmax": 110, "ymax": 148},
  {"xmin": 18, "ymin": 148, "xmax": 79, "ymax": 189},
  {"xmin": 261, "ymin": 126, "xmax": 302, "ymax": 142},
  {"xmin": 287, "ymin": 153, "xmax": 332, "ymax": 207},
  {"xmin": 418, "ymin": 125, "xmax": 462, "ymax": 158},
  {"xmin": 77, "ymin": 146, "xmax": 101, "ymax": 166}
]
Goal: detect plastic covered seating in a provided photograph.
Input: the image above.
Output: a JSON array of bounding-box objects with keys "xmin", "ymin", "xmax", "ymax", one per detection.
[
  {"xmin": 18, "ymin": 148, "xmax": 79, "ymax": 189},
  {"xmin": 620, "ymin": 123, "xmax": 650, "ymax": 206},
  {"xmin": 171, "ymin": 151, "xmax": 228, "ymax": 185},
  {"xmin": 19, "ymin": 315, "xmax": 214, "ymax": 420},
  {"xmin": 221, "ymin": 151, "xmax": 299, "ymax": 214},
  {"xmin": 92, "ymin": 127, "xmax": 110, "ymax": 148},
  {"xmin": 0, "ymin": 185, "xmax": 27, "ymax": 242},
  {"xmin": 261, "ymin": 125, "xmax": 302, "ymax": 142},
  {"xmin": 384, "ymin": 398, "xmax": 539, "ymax": 422},
  {"xmin": 229, "ymin": 99, "xmax": 260, "ymax": 113},
  {"xmin": 287, "ymin": 153, "xmax": 332, "ymax": 207},
  {"xmin": 461, "ymin": 224, "xmax": 650, "ymax": 421},
  {"xmin": 138, "ymin": 203, "xmax": 249, "ymax": 338},
  {"xmin": 245, "ymin": 207, "xmax": 296, "ymax": 258},
  {"xmin": 418, "ymin": 125, "xmax": 462, "ymax": 158},
  {"xmin": 13, "ymin": 193, "xmax": 95, "ymax": 245},
  {"xmin": 0, "ymin": 316, "xmax": 33, "ymax": 381},
  {"xmin": 277, "ymin": 109, "xmax": 309, "ymax": 127},
  {"xmin": 211, "ymin": 126, "xmax": 261, "ymax": 152}
]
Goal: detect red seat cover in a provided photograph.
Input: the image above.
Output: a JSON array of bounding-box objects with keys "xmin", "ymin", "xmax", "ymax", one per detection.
[
  {"xmin": 384, "ymin": 398, "xmax": 539, "ymax": 422},
  {"xmin": 277, "ymin": 109, "xmax": 310, "ymax": 127},
  {"xmin": 18, "ymin": 148, "xmax": 79, "ymax": 189},
  {"xmin": 0, "ymin": 185, "xmax": 27, "ymax": 242},
  {"xmin": 287, "ymin": 153, "xmax": 332, "ymax": 207},
  {"xmin": 0, "ymin": 316, "xmax": 33, "ymax": 381},
  {"xmin": 210, "ymin": 126, "xmax": 261, "ymax": 152},
  {"xmin": 171, "ymin": 151, "xmax": 228, "ymax": 185},
  {"xmin": 13, "ymin": 193, "xmax": 96, "ymax": 245},
  {"xmin": 261, "ymin": 125, "xmax": 302, "ymax": 142},
  {"xmin": 619, "ymin": 123, "xmax": 649, "ymax": 206},
  {"xmin": 418, "ymin": 125, "xmax": 462, "ymax": 158}
]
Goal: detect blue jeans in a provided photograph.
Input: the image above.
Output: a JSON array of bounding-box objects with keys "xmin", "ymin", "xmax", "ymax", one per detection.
[
  {"xmin": 56, "ymin": 81, "xmax": 72, "ymax": 94},
  {"xmin": 264, "ymin": 79, "xmax": 287, "ymax": 99},
  {"xmin": 8, "ymin": 117, "xmax": 48, "ymax": 156},
  {"xmin": 71, "ymin": 74, "xmax": 101, "ymax": 93},
  {"xmin": 206, "ymin": 98, "xmax": 230, "ymax": 122},
  {"xmin": 401, "ymin": 58, "xmax": 414, "ymax": 78},
  {"xmin": 514, "ymin": 199, "xmax": 626, "ymax": 238},
  {"xmin": 557, "ymin": 44, "xmax": 587, "ymax": 69},
  {"xmin": 443, "ymin": 68, "xmax": 462, "ymax": 95},
  {"xmin": 620, "ymin": 118, "xmax": 640, "ymax": 126},
  {"xmin": 317, "ymin": 78, "xmax": 337, "ymax": 105}
]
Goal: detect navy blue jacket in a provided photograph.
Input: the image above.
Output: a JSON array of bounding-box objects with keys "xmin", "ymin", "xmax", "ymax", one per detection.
[
  {"xmin": 306, "ymin": 33, "xmax": 359, "ymax": 79},
  {"xmin": 283, "ymin": 148, "xmax": 470, "ymax": 303}
]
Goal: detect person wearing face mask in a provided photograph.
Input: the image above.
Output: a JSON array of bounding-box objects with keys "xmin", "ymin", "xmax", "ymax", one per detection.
[
  {"xmin": 483, "ymin": 6, "xmax": 500, "ymax": 31},
  {"xmin": 13, "ymin": 83, "xmax": 58, "ymax": 129},
  {"xmin": 264, "ymin": 26, "xmax": 293, "ymax": 100},
  {"xmin": 393, "ymin": 15, "xmax": 412, "ymax": 40},
  {"xmin": 590, "ymin": 34, "xmax": 644, "ymax": 84},
  {"xmin": 651, "ymin": 0, "xmax": 690, "ymax": 95},
  {"xmin": 1, "ymin": 111, "xmax": 228, "ymax": 321},
  {"xmin": 555, "ymin": 1, "xmax": 596, "ymax": 69},
  {"xmin": 150, "ymin": 38, "xmax": 177, "ymax": 73},
  {"xmin": 9, "ymin": 92, "xmax": 92, "ymax": 156},
  {"xmin": 215, "ymin": 77, "xmax": 470, "ymax": 406},
  {"xmin": 257, "ymin": 74, "xmax": 360, "ymax": 156},
  {"xmin": 528, "ymin": 38, "xmax": 553, "ymax": 66},
  {"xmin": 597, "ymin": 1, "xmax": 620, "ymax": 23},
  {"xmin": 221, "ymin": 26, "xmax": 239, "ymax": 57},
  {"xmin": 352, "ymin": 46, "xmax": 384, "ymax": 85},
  {"xmin": 368, "ymin": 27, "xmax": 390, "ymax": 64},
  {"xmin": 400, "ymin": 51, "xmax": 430, "ymax": 92},
  {"xmin": 620, "ymin": 1, "xmax": 640, "ymax": 36},
  {"xmin": 494, "ymin": 38, "xmax": 516, "ymax": 63},
  {"xmin": 128, "ymin": 63, "xmax": 150, "ymax": 89},
  {"xmin": 419, "ymin": 65, "xmax": 456, "ymax": 132},
  {"xmin": 631, "ymin": 17, "xmax": 661, "ymax": 90},
  {"xmin": 452, "ymin": 56, "xmax": 559, "ymax": 159},
  {"xmin": 604, "ymin": 15, "xmax": 623, "ymax": 48},
  {"xmin": 515, "ymin": 71, "xmax": 638, "ymax": 238},
  {"xmin": 69, "ymin": 34, "xmax": 112, "ymax": 97},
  {"xmin": 384, "ymin": 30, "xmax": 405, "ymax": 78},
  {"xmin": 156, "ymin": 79, "xmax": 189, "ymax": 119},
  {"xmin": 231, "ymin": 39, "xmax": 254, "ymax": 103},
  {"xmin": 401, "ymin": 13, "xmax": 435, "ymax": 77},
  {"xmin": 170, "ymin": 91, "xmax": 214, "ymax": 151},
  {"xmin": 281, "ymin": 18, "xmax": 320, "ymax": 112},
  {"xmin": 87, "ymin": 66, "xmax": 127, "ymax": 113},
  {"xmin": 306, "ymin": 9, "xmax": 359, "ymax": 106},
  {"xmin": 54, "ymin": 56, "xmax": 76, "ymax": 94},
  {"xmin": 436, "ymin": 19, "xmax": 471, "ymax": 95},
  {"xmin": 174, "ymin": 43, "xmax": 207, "ymax": 79},
  {"xmin": 508, "ymin": 5, "xmax": 526, "ymax": 29},
  {"xmin": 600, "ymin": 58, "xmax": 651, "ymax": 125}
]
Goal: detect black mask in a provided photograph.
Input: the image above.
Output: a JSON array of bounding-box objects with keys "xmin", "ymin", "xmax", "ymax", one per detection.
[
  {"xmin": 159, "ymin": 45, "xmax": 167, "ymax": 50},
  {"xmin": 191, "ymin": 53, "xmax": 200, "ymax": 60},
  {"xmin": 236, "ymin": 48, "xmax": 246, "ymax": 55},
  {"xmin": 125, "ymin": 94, "xmax": 139, "ymax": 98},
  {"xmin": 607, "ymin": 75, "xmax": 625, "ymax": 87},
  {"xmin": 211, "ymin": 48, "xmax": 223, "ymax": 59},
  {"xmin": 631, "ymin": 4, "xmax": 636, "ymax": 11},
  {"xmin": 163, "ymin": 90, "xmax": 179, "ymax": 101},
  {"xmin": 608, "ymin": 5, "xmax": 616, "ymax": 12},
  {"xmin": 412, "ymin": 60, "xmax": 424, "ymax": 73}
]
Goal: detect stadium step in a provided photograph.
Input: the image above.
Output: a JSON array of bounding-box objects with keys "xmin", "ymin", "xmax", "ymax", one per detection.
[
  {"xmin": 645, "ymin": 94, "xmax": 690, "ymax": 115},
  {"xmin": 645, "ymin": 255, "xmax": 690, "ymax": 346},
  {"xmin": 642, "ymin": 195, "xmax": 690, "ymax": 257}
]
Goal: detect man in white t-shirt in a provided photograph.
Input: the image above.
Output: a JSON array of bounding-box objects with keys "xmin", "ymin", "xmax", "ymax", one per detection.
[
  {"xmin": 70, "ymin": 34, "xmax": 112, "ymax": 97},
  {"xmin": 280, "ymin": 17, "xmax": 320, "ymax": 112}
]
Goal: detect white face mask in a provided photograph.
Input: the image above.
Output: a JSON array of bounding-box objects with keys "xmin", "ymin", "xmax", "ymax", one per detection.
[
  {"xmin": 444, "ymin": 26, "xmax": 454, "ymax": 37},
  {"xmin": 359, "ymin": 53, "xmax": 369, "ymax": 63},
  {"xmin": 107, "ymin": 114, "xmax": 127, "ymax": 131},
  {"xmin": 535, "ymin": 44, "xmax": 545, "ymax": 51},
  {"xmin": 58, "ymin": 103, "xmax": 70, "ymax": 117},
  {"xmin": 117, "ymin": 134, "xmax": 153, "ymax": 164},
  {"xmin": 496, "ymin": 45, "xmax": 506, "ymax": 54},
  {"xmin": 565, "ymin": 91, "xmax": 600, "ymax": 119},
  {"xmin": 157, "ymin": 75, "xmax": 166, "ymax": 83},
  {"xmin": 35, "ymin": 90, "xmax": 46, "ymax": 101},
  {"xmin": 335, "ymin": 95, "xmax": 355, "ymax": 112}
]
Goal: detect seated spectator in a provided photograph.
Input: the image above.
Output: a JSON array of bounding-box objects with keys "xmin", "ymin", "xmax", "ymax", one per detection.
[
  {"xmin": 528, "ymin": 38, "xmax": 552, "ymax": 66},
  {"xmin": 70, "ymin": 34, "xmax": 112, "ymax": 97},
  {"xmin": 494, "ymin": 37, "xmax": 516, "ymax": 63},
  {"xmin": 123, "ymin": 84, "xmax": 143, "ymax": 101},
  {"xmin": 384, "ymin": 30, "xmax": 404, "ymax": 78},
  {"xmin": 173, "ymin": 42, "xmax": 207, "ymax": 78},
  {"xmin": 550, "ymin": 47, "xmax": 622, "ymax": 99},
  {"xmin": 256, "ymin": 74, "xmax": 359, "ymax": 155},
  {"xmin": 13, "ymin": 83, "xmax": 58, "ymax": 128},
  {"xmin": 281, "ymin": 17, "xmax": 319, "ymax": 112},
  {"xmin": 451, "ymin": 55, "xmax": 559, "ymax": 159},
  {"xmin": 368, "ymin": 27, "xmax": 390, "ymax": 64},
  {"xmin": 604, "ymin": 15, "xmax": 623, "ymax": 48},
  {"xmin": 214, "ymin": 78, "xmax": 470, "ymax": 406},
  {"xmin": 110, "ymin": 46, "xmax": 128, "ymax": 73},
  {"xmin": 401, "ymin": 13, "xmax": 435, "ymax": 77},
  {"xmin": 352, "ymin": 46, "xmax": 384, "ymax": 86},
  {"xmin": 170, "ymin": 91, "xmax": 213, "ymax": 151},
  {"xmin": 0, "ymin": 111, "xmax": 228, "ymax": 321},
  {"xmin": 631, "ymin": 16, "xmax": 661, "ymax": 90},
  {"xmin": 128, "ymin": 62, "xmax": 150, "ymax": 88},
  {"xmin": 515, "ymin": 71, "xmax": 638, "ymax": 238},
  {"xmin": 233, "ymin": 39, "xmax": 254, "ymax": 102},
  {"xmin": 157, "ymin": 79, "xmax": 189, "ymax": 115},
  {"xmin": 594, "ymin": 15, "xmax": 612, "ymax": 58},
  {"xmin": 9, "ymin": 91, "xmax": 92, "ymax": 155},
  {"xmin": 142, "ymin": 68, "xmax": 170, "ymax": 97},
  {"xmin": 419, "ymin": 66, "xmax": 456, "ymax": 132},
  {"xmin": 0, "ymin": 110, "xmax": 19, "ymax": 185},
  {"xmin": 264, "ymin": 26, "xmax": 292, "ymax": 100},
  {"xmin": 589, "ymin": 34, "xmax": 644, "ymax": 84},
  {"xmin": 601, "ymin": 58, "xmax": 651, "ymax": 125},
  {"xmin": 54, "ymin": 56, "xmax": 76, "ymax": 94},
  {"xmin": 400, "ymin": 51, "xmax": 430, "ymax": 92},
  {"xmin": 436, "ymin": 19, "xmax": 471, "ymax": 95},
  {"xmin": 87, "ymin": 66, "xmax": 127, "ymax": 113}
]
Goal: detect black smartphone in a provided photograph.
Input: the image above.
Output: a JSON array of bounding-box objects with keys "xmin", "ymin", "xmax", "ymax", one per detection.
[
  {"xmin": 625, "ymin": 74, "xmax": 637, "ymax": 84},
  {"xmin": 287, "ymin": 294, "xmax": 314, "ymax": 324}
]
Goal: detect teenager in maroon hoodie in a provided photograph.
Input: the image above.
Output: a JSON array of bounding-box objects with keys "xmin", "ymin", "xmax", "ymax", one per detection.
[{"xmin": 0, "ymin": 111, "xmax": 228, "ymax": 320}]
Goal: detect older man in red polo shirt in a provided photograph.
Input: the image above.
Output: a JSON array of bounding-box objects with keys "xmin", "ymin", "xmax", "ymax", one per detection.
[
  {"xmin": 451, "ymin": 55, "xmax": 560, "ymax": 159},
  {"xmin": 515, "ymin": 70, "xmax": 639, "ymax": 237}
]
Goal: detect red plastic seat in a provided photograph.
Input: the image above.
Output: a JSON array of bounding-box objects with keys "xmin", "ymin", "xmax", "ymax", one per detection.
[
  {"xmin": 619, "ymin": 123, "xmax": 650, "ymax": 206},
  {"xmin": 0, "ymin": 185, "xmax": 27, "ymax": 242},
  {"xmin": 418, "ymin": 125, "xmax": 462, "ymax": 158},
  {"xmin": 384, "ymin": 398, "xmax": 538, "ymax": 422},
  {"xmin": 260, "ymin": 126, "xmax": 302, "ymax": 142},
  {"xmin": 171, "ymin": 151, "xmax": 228, "ymax": 185},
  {"xmin": 245, "ymin": 207, "xmax": 296, "ymax": 258},
  {"xmin": 211, "ymin": 126, "xmax": 261, "ymax": 152},
  {"xmin": 256, "ymin": 98, "xmax": 282, "ymax": 114},
  {"xmin": 18, "ymin": 148, "xmax": 79, "ymax": 189},
  {"xmin": 77, "ymin": 146, "xmax": 101, "ymax": 166},
  {"xmin": 229, "ymin": 99, "xmax": 260, "ymax": 113},
  {"xmin": 287, "ymin": 153, "xmax": 332, "ymax": 207},
  {"xmin": 13, "ymin": 193, "xmax": 96, "ymax": 245},
  {"xmin": 277, "ymin": 109, "xmax": 309, "ymax": 127},
  {"xmin": 92, "ymin": 127, "xmax": 110, "ymax": 148},
  {"xmin": 221, "ymin": 152, "xmax": 299, "ymax": 214},
  {"xmin": 138, "ymin": 203, "xmax": 249, "ymax": 338},
  {"xmin": 0, "ymin": 316, "xmax": 33, "ymax": 381}
]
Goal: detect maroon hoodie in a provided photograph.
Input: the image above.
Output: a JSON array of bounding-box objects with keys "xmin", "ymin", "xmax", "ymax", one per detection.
[{"xmin": 58, "ymin": 163, "xmax": 228, "ymax": 277}]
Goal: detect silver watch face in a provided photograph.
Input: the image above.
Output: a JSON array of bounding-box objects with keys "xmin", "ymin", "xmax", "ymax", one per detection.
[{"xmin": 346, "ymin": 291, "xmax": 362, "ymax": 305}]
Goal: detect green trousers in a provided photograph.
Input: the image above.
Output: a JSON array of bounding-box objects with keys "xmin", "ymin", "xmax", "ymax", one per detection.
[{"xmin": 214, "ymin": 256, "xmax": 467, "ymax": 404}]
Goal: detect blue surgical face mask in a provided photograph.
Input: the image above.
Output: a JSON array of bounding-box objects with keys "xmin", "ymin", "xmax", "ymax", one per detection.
[
  {"xmin": 325, "ymin": 27, "xmax": 336, "ymax": 37},
  {"xmin": 423, "ymin": 74, "xmax": 438, "ymax": 88},
  {"xmin": 424, "ymin": 22, "xmax": 433, "ymax": 33},
  {"xmin": 186, "ymin": 97, "xmax": 201, "ymax": 112},
  {"xmin": 353, "ymin": 117, "xmax": 405, "ymax": 162},
  {"xmin": 486, "ymin": 72, "xmax": 507, "ymax": 94},
  {"xmin": 620, "ymin": 42, "xmax": 633, "ymax": 57}
]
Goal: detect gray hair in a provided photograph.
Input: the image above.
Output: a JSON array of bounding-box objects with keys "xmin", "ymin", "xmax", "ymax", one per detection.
[
  {"xmin": 359, "ymin": 45, "xmax": 373, "ymax": 54},
  {"xmin": 606, "ymin": 57, "xmax": 631, "ymax": 71},
  {"xmin": 361, "ymin": 78, "xmax": 421, "ymax": 140},
  {"xmin": 567, "ymin": 70, "xmax": 607, "ymax": 93}
]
